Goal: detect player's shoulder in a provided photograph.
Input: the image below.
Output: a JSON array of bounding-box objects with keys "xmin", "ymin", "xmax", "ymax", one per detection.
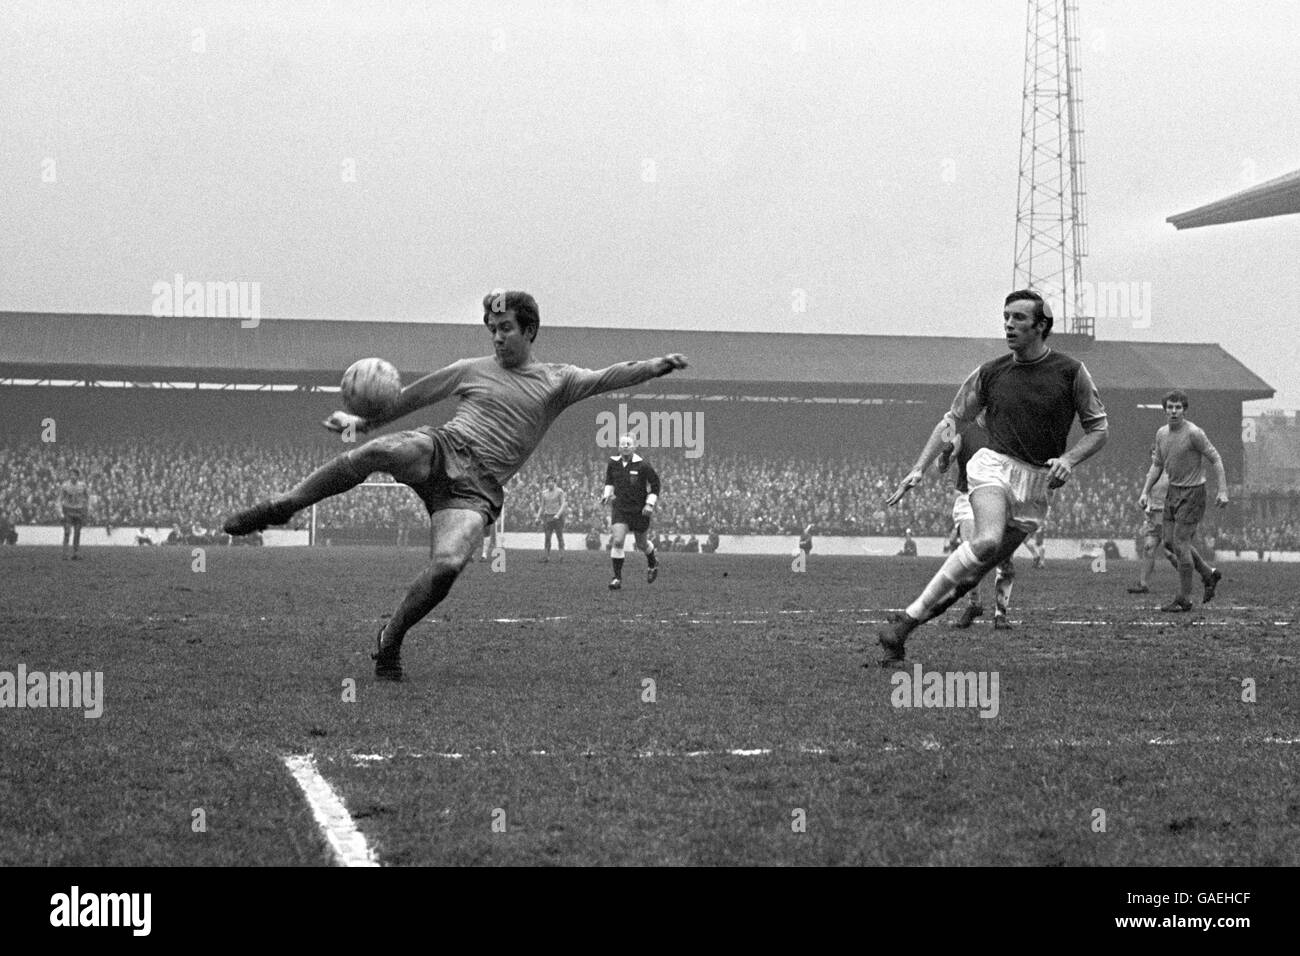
[
  {"xmin": 978, "ymin": 353, "xmax": 1015, "ymax": 375},
  {"xmin": 537, "ymin": 360, "xmax": 585, "ymax": 379},
  {"xmin": 447, "ymin": 356, "xmax": 493, "ymax": 381}
]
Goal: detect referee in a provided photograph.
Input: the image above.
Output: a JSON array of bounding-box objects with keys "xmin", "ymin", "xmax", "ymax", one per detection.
[{"xmin": 602, "ymin": 434, "xmax": 661, "ymax": 590}]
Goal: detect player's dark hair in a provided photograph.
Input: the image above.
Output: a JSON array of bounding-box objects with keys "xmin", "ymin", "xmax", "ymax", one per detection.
[
  {"xmin": 1162, "ymin": 389, "xmax": 1189, "ymax": 410},
  {"xmin": 483, "ymin": 290, "xmax": 540, "ymax": 342},
  {"xmin": 1004, "ymin": 289, "xmax": 1053, "ymax": 340},
  {"xmin": 545, "ymin": 474, "xmax": 555, "ymax": 482}
]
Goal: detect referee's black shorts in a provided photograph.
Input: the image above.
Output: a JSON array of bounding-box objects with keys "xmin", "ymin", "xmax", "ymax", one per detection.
[{"xmin": 612, "ymin": 508, "xmax": 651, "ymax": 535}]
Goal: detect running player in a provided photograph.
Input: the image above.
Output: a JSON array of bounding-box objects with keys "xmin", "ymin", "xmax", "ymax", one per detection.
[
  {"xmin": 876, "ymin": 290, "xmax": 1108, "ymax": 665},
  {"xmin": 57, "ymin": 468, "xmax": 90, "ymax": 560},
  {"xmin": 223, "ymin": 291, "xmax": 688, "ymax": 679},
  {"xmin": 1139, "ymin": 390, "xmax": 1226, "ymax": 611},
  {"xmin": 602, "ymin": 435, "xmax": 661, "ymax": 590},
  {"xmin": 536, "ymin": 474, "xmax": 567, "ymax": 562},
  {"xmin": 940, "ymin": 417, "xmax": 1016, "ymax": 631}
]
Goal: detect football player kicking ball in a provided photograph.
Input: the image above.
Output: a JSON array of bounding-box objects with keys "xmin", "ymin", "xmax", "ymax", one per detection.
[
  {"xmin": 223, "ymin": 291, "xmax": 688, "ymax": 680},
  {"xmin": 876, "ymin": 290, "xmax": 1108, "ymax": 666},
  {"xmin": 603, "ymin": 435, "xmax": 661, "ymax": 590}
]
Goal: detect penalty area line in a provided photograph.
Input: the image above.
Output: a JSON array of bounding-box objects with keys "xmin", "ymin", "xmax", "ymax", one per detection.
[{"xmin": 283, "ymin": 753, "xmax": 380, "ymax": 868}]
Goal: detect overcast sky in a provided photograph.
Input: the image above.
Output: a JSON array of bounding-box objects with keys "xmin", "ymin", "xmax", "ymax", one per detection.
[{"xmin": 2, "ymin": 0, "xmax": 1297, "ymax": 408}]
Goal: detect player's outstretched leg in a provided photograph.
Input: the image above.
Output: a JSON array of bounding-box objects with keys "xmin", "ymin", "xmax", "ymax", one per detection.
[
  {"xmin": 61, "ymin": 520, "xmax": 71, "ymax": 559},
  {"xmin": 373, "ymin": 508, "xmax": 484, "ymax": 681},
  {"xmin": 875, "ymin": 490, "xmax": 1025, "ymax": 666},
  {"xmin": 225, "ymin": 432, "xmax": 431, "ymax": 536}
]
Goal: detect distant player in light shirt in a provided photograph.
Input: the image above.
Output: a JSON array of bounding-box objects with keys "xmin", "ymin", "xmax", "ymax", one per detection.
[
  {"xmin": 1126, "ymin": 445, "xmax": 1214, "ymax": 596},
  {"xmin": 58, "ymin": 468, "xmax": 90, "ymax": 560},
  {"xmin": 536, "ymin": 474, "xmax": 567, "ymax": 562},
  {"xmin": 224, "ymin": 291, "xmax": 688, "ymax": 680},
  {"xmin": 877, "ymin": 290, "xmax": 1108, "ymax": 665},
  {"xmin": 1139, "ymin": 390, "xmax": 1226, "ymax": 611}
]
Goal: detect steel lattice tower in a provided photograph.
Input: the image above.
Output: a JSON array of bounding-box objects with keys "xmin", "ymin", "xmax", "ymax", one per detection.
[{"xmin": 1013, "ymin": 0, "xmax": 1091, "ymax": 336}]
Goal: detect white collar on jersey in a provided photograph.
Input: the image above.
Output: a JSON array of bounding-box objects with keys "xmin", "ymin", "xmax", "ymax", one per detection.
[{"xmin": 612, "ymin": 454, "xmax": 644, "ymax": 464}]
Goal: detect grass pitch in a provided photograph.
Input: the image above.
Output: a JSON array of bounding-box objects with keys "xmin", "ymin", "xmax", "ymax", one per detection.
[{"xmin": 2, "ymin": 545, "xmax": 1297, "ymax": 865}]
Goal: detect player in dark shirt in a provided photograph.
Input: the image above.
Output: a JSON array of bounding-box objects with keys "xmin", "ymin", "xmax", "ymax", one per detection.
[
  {"xmin": 602, "ymin": 435, "xmax": 661, "ymax": 590},
  {"xmin": 879, "ymin": 290, "xmax": 1108, "ymax": 665}
]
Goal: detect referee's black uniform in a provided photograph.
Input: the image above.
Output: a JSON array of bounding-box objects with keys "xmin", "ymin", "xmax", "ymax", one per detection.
[{"xmin": 605, "ymin": 454, "xmax": 660, "ymax": 534}]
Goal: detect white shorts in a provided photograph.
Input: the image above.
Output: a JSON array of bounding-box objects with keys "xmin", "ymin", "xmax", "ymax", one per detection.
[
  {"xmin": 952, "ymin": 492, "xmax": 974, "ymax": 526},
  {"xmin": 964, "ymin": 447, "xmax": 1052, "ymax": 534}
]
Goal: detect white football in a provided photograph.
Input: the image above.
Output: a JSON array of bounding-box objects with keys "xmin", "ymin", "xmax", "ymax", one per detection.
[{"xmin": 341, "ymin": 357, "xmax": 401, "ymax": 419}]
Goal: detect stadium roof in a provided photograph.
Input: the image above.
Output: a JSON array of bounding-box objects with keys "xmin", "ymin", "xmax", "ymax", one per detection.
[
  {"xmin": 1167, "ymin": 166, "xmax": 1300, "ymax": 229},
  {"xmin": 0, "ymin": 311, "xmax": 1274, "ymax": 400}
]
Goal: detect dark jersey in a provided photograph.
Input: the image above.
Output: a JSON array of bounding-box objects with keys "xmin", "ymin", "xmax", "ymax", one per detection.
[
  {"xmin": 948, "ymin": 349, "xmax": 1107, "ymax": 468},
  {"xmin": 605, "ymin": 455, "xmax": 660, "ymax": 512},
  {"xmin": 954, "ymin": 422, "xmax": 991, "ymax": 494}
]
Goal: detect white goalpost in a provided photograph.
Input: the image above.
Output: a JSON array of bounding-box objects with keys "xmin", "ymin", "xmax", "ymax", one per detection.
[{"xmin": 310, "ymin": 480, "xmax": 412, "ymax": 547}]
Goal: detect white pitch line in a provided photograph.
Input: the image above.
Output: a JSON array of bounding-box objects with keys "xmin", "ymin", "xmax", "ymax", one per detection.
[
  {"xmin": 283, "ymin": 754, "xmax": 380, "ymax": 868},
  {"xmin": 347, "ymin": 734, "xmax": 1300, "ymax": 766}
]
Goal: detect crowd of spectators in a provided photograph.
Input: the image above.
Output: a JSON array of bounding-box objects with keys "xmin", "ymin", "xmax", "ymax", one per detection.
[{"xmin": 5, "ymin": 439, "xmax": 1300, "ymax": 551}]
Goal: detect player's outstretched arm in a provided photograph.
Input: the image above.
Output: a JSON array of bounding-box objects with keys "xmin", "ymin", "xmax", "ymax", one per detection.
[
  {"xmin": 888, "ymin": 414, "xmax": 959, "ymax": 506},
  {"xmin": 324, "ymin": 361, "xmax": 467, "ymax": 434},
  {"xmin": 560, "ymin": 355, "xmax": 689, "ymax": 406}
]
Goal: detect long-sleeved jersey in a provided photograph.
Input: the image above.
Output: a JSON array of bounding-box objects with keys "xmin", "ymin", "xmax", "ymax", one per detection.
[
  {"xmin": 392, "ymin": 356, "xmax": 669, "ymax": 484},
  {"xmin": 1153, "ymin": 421, "xmax": 1222, "ymax": 488}
]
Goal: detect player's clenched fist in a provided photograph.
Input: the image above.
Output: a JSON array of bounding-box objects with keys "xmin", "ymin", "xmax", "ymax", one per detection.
[{"xmin": 658, "ymin": 354, "xmax": 689, "ymax": 374}]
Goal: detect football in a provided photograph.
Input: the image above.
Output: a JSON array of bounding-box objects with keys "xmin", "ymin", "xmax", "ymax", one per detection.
[{"xmin": 340, "ymin": 357, "xmax": 401, "ymax": 419}]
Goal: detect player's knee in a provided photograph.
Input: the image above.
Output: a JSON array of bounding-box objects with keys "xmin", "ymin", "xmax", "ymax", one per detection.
[
  {"xmin": 430, "ymin": 551, "xmax": 470, "ymax": 579},
  {"xmin": 354, "ymin": 433, "xmax": 420, "ymax": 475},
  {"xmin": 967, "ymin": 533, "xmax": 1001, "ymax": 564}
]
